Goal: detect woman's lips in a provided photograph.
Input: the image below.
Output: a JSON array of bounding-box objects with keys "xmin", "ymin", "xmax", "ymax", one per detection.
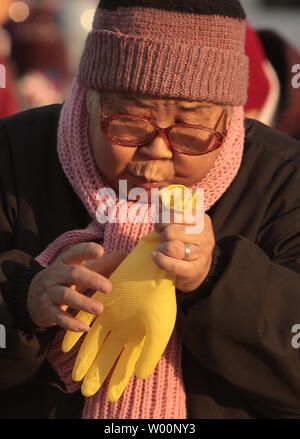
[
  {"xmin": 138, "ymin": 181, "xmax": 161, "ymax": 189},
  {"xmin": 129, "ymin": 174, "xmax": 166, "ymax": 189}
]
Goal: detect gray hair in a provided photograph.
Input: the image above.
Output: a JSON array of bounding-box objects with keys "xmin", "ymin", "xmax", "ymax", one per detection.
[
  {"xmin": 86, "ymin": 89, "xmax": 232, "ymax": 119},
  {"xmin": 86, "ymin": 89, "xmax": 101, "ymax": 112}
]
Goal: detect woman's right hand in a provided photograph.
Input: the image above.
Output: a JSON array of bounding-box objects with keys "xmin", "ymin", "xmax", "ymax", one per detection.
[{"xmin": 27, "ymin": 242, "xmax": 127, "ymax": 332}]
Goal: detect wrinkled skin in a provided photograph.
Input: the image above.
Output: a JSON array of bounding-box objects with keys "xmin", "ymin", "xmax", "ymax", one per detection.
[{"xmin": 27, "ymin": 92, "xmax": 231, "ymax": 329}]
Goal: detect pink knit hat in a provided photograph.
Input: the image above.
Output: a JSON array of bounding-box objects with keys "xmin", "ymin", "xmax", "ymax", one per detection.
[{"xmin": 77, "ymin": 0, "xmax": 249, "ymax": 105}]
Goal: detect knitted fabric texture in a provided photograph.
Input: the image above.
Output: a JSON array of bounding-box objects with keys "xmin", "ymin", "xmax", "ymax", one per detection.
[
  {"xmin": 35, "ymin": 80, "xmax": 245, "ymax": 419},
  {"xmin": 78, "ymin": 0, "xmax": 249, "ymax": 105}
]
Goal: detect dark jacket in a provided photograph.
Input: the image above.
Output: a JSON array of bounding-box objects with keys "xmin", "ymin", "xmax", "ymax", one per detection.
[{"xmin": 0, "ymin": 105, "xmax": 300, "ymax": 419}]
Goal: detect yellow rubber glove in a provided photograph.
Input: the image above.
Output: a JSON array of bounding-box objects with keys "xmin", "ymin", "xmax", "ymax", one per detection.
[{"xmin": 61, "ymin": 185, "xmax": 196, "ymax": 402}]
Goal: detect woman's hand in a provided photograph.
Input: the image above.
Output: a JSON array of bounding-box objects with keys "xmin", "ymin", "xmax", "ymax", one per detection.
[
  {"xmin": 152, "ymin": 213, "xmax": 215, "ymax": 292},
  {"xmin": 27, "ymin": 242, "xmax": 127, "ymax": 332}
]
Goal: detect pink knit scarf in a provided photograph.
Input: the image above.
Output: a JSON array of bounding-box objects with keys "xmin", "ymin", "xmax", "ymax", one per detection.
[{"xmin": 36, "ymin": 80, "xmax": 245, "ymax": 419}]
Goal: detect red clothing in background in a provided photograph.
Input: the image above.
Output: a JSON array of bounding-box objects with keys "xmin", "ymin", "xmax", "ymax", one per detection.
[{"xmin": 0, "ymin": 57, "xmax": 19, "ymax": 118}]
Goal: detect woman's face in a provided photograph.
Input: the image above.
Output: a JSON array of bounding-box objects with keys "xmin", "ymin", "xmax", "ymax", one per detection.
[{"xmin": 87, "ymin": 90, "xmax": 230, "ymax": 196}]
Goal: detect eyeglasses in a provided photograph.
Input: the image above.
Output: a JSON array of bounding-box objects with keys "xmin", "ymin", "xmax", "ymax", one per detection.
[{"xmin": 100, "ymin": 107, "xmax": 228, "ymax": 156}]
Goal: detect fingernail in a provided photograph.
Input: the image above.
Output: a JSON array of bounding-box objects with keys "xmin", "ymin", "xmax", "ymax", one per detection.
[
  {"xmin": 156, "ymin": 243, "xmax": 164, "ymax": 252},
  {"xmin": 100, "ymin": 282, "xmax": 112, "ymax": 293},
  {"xmin": 91, "ymin": 305, "xmax": 103, "ymax": 315},
  {"xmin": 77, "ymin": 324, "xmax": 89, "ymax": 332}
]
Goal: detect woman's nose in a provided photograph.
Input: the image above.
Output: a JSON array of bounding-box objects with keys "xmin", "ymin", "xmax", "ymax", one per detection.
[{"xmin": 139, "ymin": 133, "xmax": 173, "ymax": 159}]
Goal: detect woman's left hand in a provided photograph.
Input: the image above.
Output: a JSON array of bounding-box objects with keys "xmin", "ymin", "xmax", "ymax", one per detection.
[{"xmin": 152, "ymin": 213, "xmax": 215, "ymax": 292}]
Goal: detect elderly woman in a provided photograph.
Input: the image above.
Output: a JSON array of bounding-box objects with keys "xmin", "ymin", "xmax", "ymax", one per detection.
[{"xmin": 0, "ymin": 0, "xmax": 300, "ymax": 419}]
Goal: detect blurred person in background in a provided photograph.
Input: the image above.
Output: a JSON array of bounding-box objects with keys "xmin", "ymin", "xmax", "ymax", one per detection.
[
  {"xmin": 0, "ymin": 0, "xmax": 19, "ymax": 118},
  {"xmin": 5, "ymin": 5, "xmax": 72, "ymax": 109},
  {"xmin": 245, "ymin": 22, "xmax": 300, "ymax": 141}
]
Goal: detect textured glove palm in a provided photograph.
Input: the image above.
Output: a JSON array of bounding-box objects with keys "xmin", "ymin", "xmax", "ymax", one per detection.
[{"xmin": 62, "ymin": 230, "xmax": 176, "ymax": 402}]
